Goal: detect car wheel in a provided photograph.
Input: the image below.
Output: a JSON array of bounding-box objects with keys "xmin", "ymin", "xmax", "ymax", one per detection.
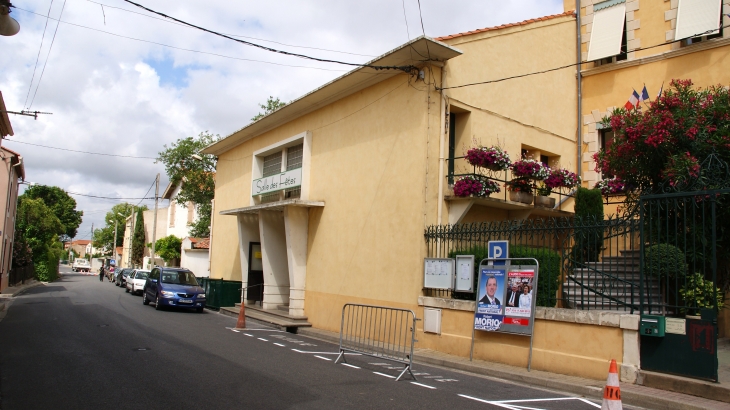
[
  {"xmin": 143, "ymin": 291, "xmax": 149, "ymax": 305},
  {"xmin": 125, "ymin": 286, "xmax": 129, "ymax": 293},
  {"xmin": 155, "ymin": 295, "xmax": 163, "ymax": 310}
]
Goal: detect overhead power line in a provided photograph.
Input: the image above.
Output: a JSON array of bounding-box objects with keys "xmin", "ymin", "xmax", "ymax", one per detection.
[
  {"xmin": 439, "ymin": 22, "xmax": 730, "ymax": 90},
  {"xmin": 4, "ymin": 138, "xmax": 157, "ymax": 159},
  {"xmin": 29, "ymin": 0, "xmax": 68, "ymax": 109},
  {"xmin": 24, "ymin": 0, "xmax": 55, "ymax": 109},
  {"xmin": 84, "ymin": 0, "xmax": 376, "ymax": 58},
  {"xmin": 15, "ymin": 7, "xmax": 351, "ymax": 72},
  {"xmin": 121, "ymin": 0, "xmax": 419, "ymax": 72},
  {"xmin": 19, "ymin": 181, "xmax": 154, "ymax": 200}
]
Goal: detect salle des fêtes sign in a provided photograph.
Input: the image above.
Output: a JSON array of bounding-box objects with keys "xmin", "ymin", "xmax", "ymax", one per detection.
[{"xmin": 252, "ymin": 167, "xmax": 302, "ymax": 196}]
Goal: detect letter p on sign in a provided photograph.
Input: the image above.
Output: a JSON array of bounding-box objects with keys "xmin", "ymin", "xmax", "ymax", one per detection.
[{"xmin": 488, "ymin": 241, "xmax": 509, "ymax": 266}]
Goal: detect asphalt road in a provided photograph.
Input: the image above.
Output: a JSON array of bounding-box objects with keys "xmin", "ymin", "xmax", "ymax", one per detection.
[{"xmin": 0, "ymin": 267, "xmax": 624, "ymax": 410}]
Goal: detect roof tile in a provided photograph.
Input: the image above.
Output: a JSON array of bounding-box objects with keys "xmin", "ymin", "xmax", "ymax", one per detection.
[{"xmin": 434, "ymin": 10, "xmax": 575, "ymax": 41}]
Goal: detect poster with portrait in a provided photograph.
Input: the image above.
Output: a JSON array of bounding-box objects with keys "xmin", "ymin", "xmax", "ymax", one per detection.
[
  {"xmin": 504, "ymin": 270, "xmax": 535, "ymax": 319},
  {"xmin": 474, "ymin": 268, "xmax": 505, "ymax": 331}
]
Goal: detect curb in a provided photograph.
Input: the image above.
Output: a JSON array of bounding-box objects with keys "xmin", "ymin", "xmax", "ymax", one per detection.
[{"xmin": 0, "ymin": 281, "xmax": 43, "ymax": 298}]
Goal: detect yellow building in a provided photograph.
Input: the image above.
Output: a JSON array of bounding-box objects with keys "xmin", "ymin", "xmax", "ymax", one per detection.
[
  {"xmin": 203, "ymin": 0, "xmax": 729, "ymax": 385},
  {"xmin": 571, "ymin": 0, "xmax": 730, "ymax": 338}
]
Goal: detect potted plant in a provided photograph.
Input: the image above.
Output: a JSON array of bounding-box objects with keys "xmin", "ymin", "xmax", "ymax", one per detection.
[
  {"xmin": 594, "ymin": 176, "xmax": 625, "ymax": 196},
  {"xmin": 511, "ymin": 159, "xmax": 549, "ymax": 180},
  {"xmin": 465, "ymin": 146, "xmax": 512, "ymax": 171},
  {"xmin": 679, "ymin": 272, "xmax": 725, "ymax": 317},
  {"xmin": 505, "ymin": 178, "xmax": 533, "ymax": 204},
  {"xmin": 534, "ymin": 183, "xmax": 555, "ymax": 208},
  {"xmin": 454, "ymin": 175, "xmax": 501, "ymax": 198},
  {"xmin": 536, "ymin": 168, "xmax": 581, "ymax": 208}
]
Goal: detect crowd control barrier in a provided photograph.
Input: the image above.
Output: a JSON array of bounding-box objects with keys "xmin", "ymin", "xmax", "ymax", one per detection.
[{"xmin": 335, "ymin": 303, "xmax": 418, "ymax": 381}]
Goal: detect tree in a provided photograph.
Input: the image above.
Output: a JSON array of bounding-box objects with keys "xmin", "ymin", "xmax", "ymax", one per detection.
[
  {"xmin": 16, "ymin": 196, "xmax": 63, "ymax": 263},
  {"xmin": 23, "ymin": 185, "xmax": 83, "ymax": 240},
  {"xmin": 92, "ymin": 203, "xmax": 147, "ymax": 253},
  {"xmin": 596, "ymin": 79, "xmax": 730, "ymax": 291},
  {"xmin": 595, "ymin": 80, "xmax": 730, "ymax": 199},
  {"xmin": 157, "ymin": 132, "xmax": 218, "ymax": 237},
  {"xmin": 251, "ymin": 96, "xmax": 286, "ymax": 122},
  {"xmin": 132, "ymin": 210, "xmax": 145, "ymax": 266},
  {"xmin": 155, "ymin": 235, "xmax": 182, "ymax": 265}
]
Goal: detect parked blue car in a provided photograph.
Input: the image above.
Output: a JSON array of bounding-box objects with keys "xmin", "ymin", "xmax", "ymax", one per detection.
[{"xmin": 143, "ymin": 267, "xmax": 206, "ymax": 313}]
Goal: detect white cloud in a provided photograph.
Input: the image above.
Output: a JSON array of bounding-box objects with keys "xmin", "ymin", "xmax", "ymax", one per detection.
[{"xmin": 2, "ymin": 0, "xmax": 563, "ymax": 237}]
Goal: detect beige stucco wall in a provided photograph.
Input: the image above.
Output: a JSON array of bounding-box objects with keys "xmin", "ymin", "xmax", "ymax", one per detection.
[
  {"xmin": 439, "ymin": 14, "xmax": 579, "ymax": 220},
  {"xmin": 211, "ymin": 70, "xmax": 442, "ymax": 310}
]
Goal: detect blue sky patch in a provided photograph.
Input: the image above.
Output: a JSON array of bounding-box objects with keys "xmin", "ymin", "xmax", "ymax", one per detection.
[{"xmin": 145, "ymin": 57, "xmax": 202, "ymax": 88}]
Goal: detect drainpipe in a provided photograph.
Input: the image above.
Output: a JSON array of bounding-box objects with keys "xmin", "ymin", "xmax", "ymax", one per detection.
[
  {"xmin": 437, "ymin": 66, "xmax": 446, "ymax": 226},
  {"xmin": 576, "ymin": 0, "xmax": 583, "ymax": 181}
]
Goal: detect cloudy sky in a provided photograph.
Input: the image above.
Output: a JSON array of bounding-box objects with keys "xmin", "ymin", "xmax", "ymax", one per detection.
[{"xmin": 1, "ymin": 0, "xmax": 563, "ymax": 240}]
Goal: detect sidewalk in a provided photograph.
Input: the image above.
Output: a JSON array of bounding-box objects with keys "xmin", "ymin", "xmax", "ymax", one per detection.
[
  {"xmin": 0, "ymin": 280, "xmax": 43, "ymax": 299},
  {"xmin": 296, "ymin": 325, "xmax": 730, "ymax": 410}
]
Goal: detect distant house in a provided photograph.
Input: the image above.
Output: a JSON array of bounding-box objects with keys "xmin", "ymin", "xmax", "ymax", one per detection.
[
  {"xmin": 120, "ymin": 207, "xmax": 167, "ymax": 269},
  {"xmin": 68, "ymin": 240, "xmax": 91, "ymax": 259},
  {"xmin": 163, "ymin": 180, "xmax": 199, "ymax": 239},
  {"xmin": 180, "ymin": 237, "xmax": 209, "ymax": 277}
]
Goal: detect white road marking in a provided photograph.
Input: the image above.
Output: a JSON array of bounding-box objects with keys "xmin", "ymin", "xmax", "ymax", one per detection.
[
  {"xmin": 341, "ymin": 363, "xmax": 360, "ymax": 369},
  {"xmin": 577, "ymin": 398, "xmax": 602, "ymax": 408},
  {"xmin": 410, "ymin": 382, "xmax": 436, "ymax": 389},
  {"xmin": 459, "ymin": 395, "xmax": 596, "ymax": 410},
  {"xmin": 434, "ymin": 379, "xmax": 458, "ymax": 382},
  {"xmin": 291, "ymin": 349, "xmax": 360, "ymax": 355},
  {"xmin": 369, "ymin": 363, "xmax": 390, "ymax": 366},
  {"xmin": 373, "ymin": 372, "xmax": 396, "ymax": 379},
  {"xmin": 274, "ymin": 343, "xmax": 285, "ymax": 347},
  {"xmin": 231, "ymin": 329, "xmax": 240, "ymax": 333},
  {"xmin": 314, "ymin": 355, "xmax": 332, "ymax": 361},
  {"xmin": 257, "ymin": 338, "xmax": 268, "ymax": 342},
  {"xmin": 244, "ymin": 334, "xmax": 253, "ymax": 337},
  {"xmin": 412, "ymin": 373, "xmax": 430, "ymax": 376}
]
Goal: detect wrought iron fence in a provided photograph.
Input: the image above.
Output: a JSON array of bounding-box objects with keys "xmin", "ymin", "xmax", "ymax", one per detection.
[
  {"xmin": 639, "ymin": 189, "xmax": 729, "ymax": 316},
  {"xmin": 425, "ymin": 215, "xmax": 646, "ymax": 310}
]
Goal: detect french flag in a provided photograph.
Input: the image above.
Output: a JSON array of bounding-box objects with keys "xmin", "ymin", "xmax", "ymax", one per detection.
[{"xmin": 624, "ymin": 90, "xmax": 640, "ymax": 110}]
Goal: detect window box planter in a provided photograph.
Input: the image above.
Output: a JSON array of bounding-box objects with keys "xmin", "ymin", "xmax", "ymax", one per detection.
[
  {"xmin": 534, "ymin": 195, "xmax": 555, "ymax": 208},
  {"xmin": 509, "ymin": 191, "xmax": 534, "ymax": 205}
]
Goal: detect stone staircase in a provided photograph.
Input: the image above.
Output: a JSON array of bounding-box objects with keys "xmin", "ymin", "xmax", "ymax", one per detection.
[
  {"xmin": 220, "ymin": 303, "xmax": 311, "ymax": 332},
  {"xmin": 563, "ymin": 250, "xmax": 665, "ymax": 313}
]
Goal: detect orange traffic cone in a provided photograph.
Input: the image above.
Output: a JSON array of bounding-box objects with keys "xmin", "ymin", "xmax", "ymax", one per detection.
[
  {"xmin": 236, "ymin": 302, "xmax": 246, "ymax": 329},
  {"xmin": 601, "ymin": 359, "xmax": 622, "ymax": 410}
]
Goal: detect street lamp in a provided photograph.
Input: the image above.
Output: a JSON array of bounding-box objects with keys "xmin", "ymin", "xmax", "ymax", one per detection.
[{"xmin": 0, "ymin": 1, "xmax": 20, "ymax": 37}]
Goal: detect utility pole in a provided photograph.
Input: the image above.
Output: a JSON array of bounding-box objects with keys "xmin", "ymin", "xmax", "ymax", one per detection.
[
  {"xmin": 90, "ymin": 223, "xmax": 93, "ymax": 260},
  {"xmin": 128, "ymin": 209, "xmax": 135, "ymax": 268},
  {"xmin": 113, "ymin": 219, "xmax": 118, "ymax": 263},
  {"xmin": 150, "ymin": 173, "xmax": 159, "ymax": 269}
]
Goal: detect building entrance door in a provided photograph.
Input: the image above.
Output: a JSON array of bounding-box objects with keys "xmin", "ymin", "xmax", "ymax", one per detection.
[{"xmin": 247, "ymin": 242, "xmax": 264, "ymax": 302}]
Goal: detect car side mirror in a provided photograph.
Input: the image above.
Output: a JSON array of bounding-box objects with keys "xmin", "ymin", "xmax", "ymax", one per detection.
[{"xmin": 150, "ymin": 279, "xmax": 157, "ymax": 283}]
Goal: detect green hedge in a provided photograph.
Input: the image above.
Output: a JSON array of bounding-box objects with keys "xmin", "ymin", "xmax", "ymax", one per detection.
[
  {"xmin": 572, "ymin": 187, "xmax": 605, "ymax": 263},
  {"xmin": 35, "ymin": 247, "xmax": 61, "ymax": 282},
  {"xmin": 449, "ymin": 245, "xmax": 560, "ymax": 307}
]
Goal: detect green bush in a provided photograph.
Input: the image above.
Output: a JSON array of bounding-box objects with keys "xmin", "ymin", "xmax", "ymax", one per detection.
[
  {"xmin": 449, "ymin": 245, "xmax": 560, "ymax": 307},
  {"xmin": 680, "ymin": 273, "xmax": 725, "ymax": 315},
  {"xmin": 645, "ymin": 244, "xmax": 688, "ymax": 280},
  {"xmin": 572, "ymin": 187, "xmax": 604, "ymax": 263}
]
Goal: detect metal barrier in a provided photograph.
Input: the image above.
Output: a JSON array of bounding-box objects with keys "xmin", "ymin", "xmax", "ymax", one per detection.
[{"xmin": 335, "ymin": 303, "xmax": 418, "ymax": 381}]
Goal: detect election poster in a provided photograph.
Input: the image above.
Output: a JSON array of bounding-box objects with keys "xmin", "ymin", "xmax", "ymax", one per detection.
[
  {"xmin": 504, "ymin": 270, "xmax": 534, "ymax": 319},
  {"xmin": 474, "ymin": 268, "xmax": 505, "ymax": 331}
]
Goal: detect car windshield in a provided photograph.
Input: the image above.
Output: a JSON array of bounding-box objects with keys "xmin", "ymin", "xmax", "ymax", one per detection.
[
  {"xmin": 135, "ymin": 272, "xmax": 149, "ymax": 280},
  {"xmin": 160, "ymin": 271, "xmax": 198, "ymax": 286}
]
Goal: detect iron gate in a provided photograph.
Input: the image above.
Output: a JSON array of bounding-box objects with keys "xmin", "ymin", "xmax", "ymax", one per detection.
[{"xmin": 637, "ymin": 188, "xmax": 727, "ymax": 381}]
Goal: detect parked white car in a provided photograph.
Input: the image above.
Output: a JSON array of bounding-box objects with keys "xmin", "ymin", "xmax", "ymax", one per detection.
[{"xmin": 126, "ymin": 269, "xmax": 150, "ymax": 295}]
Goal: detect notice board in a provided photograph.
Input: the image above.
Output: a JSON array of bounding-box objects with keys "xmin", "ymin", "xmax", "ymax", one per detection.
[{"xmin": 423, "ymin": 258, "xmax": 454, "ymax": 290}]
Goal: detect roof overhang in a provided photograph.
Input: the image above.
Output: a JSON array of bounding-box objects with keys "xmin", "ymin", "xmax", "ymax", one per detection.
[
  {"xmin": 220, "ymin": 199, "xmax": 325, "ymax": 215},
  {"xmin": 202, "ymin": 36, "xmax": 462, "ymax": 156},
  {"xmin": 0, "ymin": 91, "xmax": 14, "ymax": 138}
]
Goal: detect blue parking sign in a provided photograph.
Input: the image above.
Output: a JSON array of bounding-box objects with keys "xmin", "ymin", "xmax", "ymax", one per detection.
[{"xmin": 488, "ymin": 241, "xmax": 509, "ymax": 265}]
